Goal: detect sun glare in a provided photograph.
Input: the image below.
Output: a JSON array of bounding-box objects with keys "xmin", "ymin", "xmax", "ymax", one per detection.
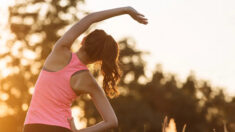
[
  {"xmin": 166, "ymin": 118, "xmax": 177, "ymax": 132},
  {"xmin": 0, "ymin": 103, "xmax": 15, "ymax": 117},
  {"xmin": 0, "ymin": 0, "xmax": 14, "ymax": 26},
  {"xmin": 0, "ymin": 0, "xmax": 14, "ymax": 7},
  {"xmin": 72, "ymin": 106, "xmax": 87, "ymax": 129}
]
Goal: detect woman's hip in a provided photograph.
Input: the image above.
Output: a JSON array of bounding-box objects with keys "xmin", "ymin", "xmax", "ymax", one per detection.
[{"xmin": 23, "ymin": 123, "xmax": 72, "ymax": 132}]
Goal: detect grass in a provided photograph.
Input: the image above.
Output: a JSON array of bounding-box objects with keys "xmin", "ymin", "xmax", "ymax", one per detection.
[
  {"xmin": 162, "ymin": 116, "xmax": 186, "ymax": 132},
  {"xmin": 161, "ymin": 116, "xmax": 229, "ymax": 132}
]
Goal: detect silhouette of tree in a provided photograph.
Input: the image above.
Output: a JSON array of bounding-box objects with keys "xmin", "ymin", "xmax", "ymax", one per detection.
[
  {"xmin": 0, "ymin": 0, "xmax": 87, "ymax": 131},
  {"xmin": 81, "ymin": 37, "xmax": 235, "ymax": 132}
]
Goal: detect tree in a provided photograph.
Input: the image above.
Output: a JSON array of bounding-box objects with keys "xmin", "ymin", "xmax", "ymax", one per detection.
[
  {"xmin": 0, "ymin": 0, "xmax": 87, "ymax": 131},
  {"xmin": 81, "ymin": 37, "xmax": 235, "ymax": 132}
]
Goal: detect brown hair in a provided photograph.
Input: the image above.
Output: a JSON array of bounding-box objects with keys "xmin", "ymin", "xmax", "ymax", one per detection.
[{"xmin": 82, "ymin": 29, "xmax": 121, "ymax": 99}]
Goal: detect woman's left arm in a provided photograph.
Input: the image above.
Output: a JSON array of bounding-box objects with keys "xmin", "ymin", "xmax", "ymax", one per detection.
[
  {"xmin": 53, "ymin": 6, "xmax": 147, "ymax": 51},
  {"xmin": 54, "ymin": 7, "xmax": 129, "ymax": 50}
]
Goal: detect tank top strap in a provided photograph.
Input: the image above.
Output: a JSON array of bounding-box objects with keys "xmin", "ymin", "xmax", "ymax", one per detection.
[
  {"xmin": 66, "ymin": 52, "xmax": 89, "ymax": 97},
  {"xmin": 71, "ymin": 52, "xmax": 88, "ymax": 70},
  {"xmin": 64, "ymin": 53, "xmax": 89, "ymax": 79}
]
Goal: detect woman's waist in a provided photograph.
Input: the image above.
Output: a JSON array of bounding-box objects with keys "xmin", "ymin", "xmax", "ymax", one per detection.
[
  {"xmin": 27, "ymin": 104, "xmax": 72, "ymax": 117},
  {"xmin": 24, "ymin": 107, "xmax": 72, "ymax": 129},
  {"xmin": 30, "ymin": 93, "xmax": 73, "ymax": 108}
]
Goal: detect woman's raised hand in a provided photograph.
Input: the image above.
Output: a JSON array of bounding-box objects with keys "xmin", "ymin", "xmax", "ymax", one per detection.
[{"xmin": 125, "ymin": 6, "xmax": 148, "ymax": 25}]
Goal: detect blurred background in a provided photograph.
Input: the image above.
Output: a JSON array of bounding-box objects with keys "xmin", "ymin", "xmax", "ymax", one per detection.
[{"xmin": 0, "ymin": 0, "xmax": 235, "ymax": 131}]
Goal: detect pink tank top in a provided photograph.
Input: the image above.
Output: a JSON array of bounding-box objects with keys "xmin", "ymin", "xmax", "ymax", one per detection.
[{"xmin": 24, "ymin": 52, "xmax": 88, "ymax": 130}]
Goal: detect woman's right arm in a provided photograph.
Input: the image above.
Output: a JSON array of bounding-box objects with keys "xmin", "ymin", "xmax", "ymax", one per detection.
[{"xmin": 69, "ymin": 71, "xmax": 118, "ymax": 132}]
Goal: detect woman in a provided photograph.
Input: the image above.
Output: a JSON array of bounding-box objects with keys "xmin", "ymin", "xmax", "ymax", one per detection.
[{"xmin": 23, "ymin": 6, "xmax": 148, "ymax": 132}]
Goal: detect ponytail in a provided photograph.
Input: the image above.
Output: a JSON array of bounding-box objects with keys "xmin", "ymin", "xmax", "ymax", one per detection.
[
  {"xmin": 101, "ymin": 35, "xmax": 121, "ymax": 99},
  {"xmin": 82, "ymin": 29, "xmax": 121, "ymax": 99}
]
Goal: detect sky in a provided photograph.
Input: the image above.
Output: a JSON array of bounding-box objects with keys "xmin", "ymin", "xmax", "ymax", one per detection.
[{"xmin": 82, "ymin": 0, "xmax": 235, "ymax": 96}]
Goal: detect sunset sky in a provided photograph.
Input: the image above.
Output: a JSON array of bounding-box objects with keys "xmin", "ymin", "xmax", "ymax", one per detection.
[
  {"xmin": 83, "ymin": 0, "xmax": 235, "ymax": 96},
  {"xmin": 1, "ymin": 0, "xmax": 235, "ymax": 96}
]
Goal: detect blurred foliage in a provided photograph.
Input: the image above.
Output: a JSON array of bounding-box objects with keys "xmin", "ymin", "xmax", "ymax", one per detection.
[
  {"xmin": 0, "ymin": 0, "xmax": 235, "ymax": 132},
  {"xmin": 0, "ymin": 0, "xmax": 87, "ymax": 131},
  {"xmin": 82, "ymin": 38, "xmax": 235, "ymax": 132}
]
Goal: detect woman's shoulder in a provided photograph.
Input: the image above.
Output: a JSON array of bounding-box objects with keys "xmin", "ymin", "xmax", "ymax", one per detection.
[
  {"xmin": 71, "ymin": 70, "xmax": 101, "ymax": 94},
  {"xmin": 43, "ymin": 49, "xmax": 72, "ymax": 72}
]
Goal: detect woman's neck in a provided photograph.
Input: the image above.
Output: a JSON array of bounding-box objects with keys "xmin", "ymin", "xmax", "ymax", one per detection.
[{"xmin": 76, "ymin": 48, "xmax": 91, "ymax": 65}]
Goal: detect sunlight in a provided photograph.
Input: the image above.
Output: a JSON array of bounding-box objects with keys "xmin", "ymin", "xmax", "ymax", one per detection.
[
  {"xmin": 28, "ymin": 87, "xmax": 34, "ymax": 95},
  {"xmin": 10, "ymin": 88, "xmax": 21, "ymax": 98},
  {"xmin": 166, "ymin": 118, "xmax": 177, "ymax": 132},
  {"xmin": 28, "ymin": 33, "xmax": 44, "ymax": 46},
  {"xmin": 71, "ymin": 106, "xmax": 87, "ymax": 129},
  {"xmin": 0, "ymin": 93, "xmax": 9, "ymax": 101},
  {"xmin": 0, "ymin": 0, "xmax": 14, "ymax": 27},
  {"xmin": 23, "ymin": 49, "xmax": 36, "ymax": 60},
  {"xmin": 0, "ymin": 0, "xmax": 14, "ymax": 7},
  {"xmin": 0, "ymin": 103, "xmax": 15, "ymax": 117},
  {"xmin": 22, "ymin": 103, "xmax": 28, "ymax": 111},
  {"xmin": 0, "ymin": 103, "xmax": 9, "ymax": 117},
  {"xmin": 11, "ymin": 41, "xmax": 23, "ymax": 56},
  {"xmin": 1, "ymin": 69, "xmax": 11, "ymax": 78},
  {"xmin": 124, "ymin": 71, "xmax": 135, "ymax": 84},
  {"xmin": 0, "ymin": 0, "xmax": 15, "ymax": 79}
]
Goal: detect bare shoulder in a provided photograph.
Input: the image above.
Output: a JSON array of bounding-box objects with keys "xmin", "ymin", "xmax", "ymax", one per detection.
[
  {"xmin": 50, "ymin": 46, "xmax": 71, "ymax": 60},
  {"xmin": 71, "ymin": 70, "xmax": 105, "ymax": 96},
  {"xmin": 43, "ymin": 47, "xmax": 71, "ymax": 71}
]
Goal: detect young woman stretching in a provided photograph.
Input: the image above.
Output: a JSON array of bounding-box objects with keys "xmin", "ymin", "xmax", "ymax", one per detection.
[{"xmin": 23, "ymin": 6, "xmax": 148, "ymax": 132}]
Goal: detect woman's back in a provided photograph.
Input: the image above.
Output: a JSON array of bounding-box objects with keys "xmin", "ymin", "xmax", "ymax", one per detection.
[{"xmin": 24, "ymin": 52, "xmax": 88, "ymax": 130}]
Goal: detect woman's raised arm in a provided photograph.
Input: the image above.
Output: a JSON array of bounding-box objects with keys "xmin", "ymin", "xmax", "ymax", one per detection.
[{"xmin": 53, "ymin": 6, "xmax": 148, "ymax": 51}]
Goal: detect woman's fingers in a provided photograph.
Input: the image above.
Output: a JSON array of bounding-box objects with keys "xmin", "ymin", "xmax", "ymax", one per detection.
[
  {"xmin": 139, "ymin": 17, "xmax": 148, "ymax": 22},
  {"xmin": 136, "ymin": 13, "xmax": 148, "ymax": 22},
  {"xmin": 137, "ymin": 13, "xmax": 145, "ymax": 17},
  {"xmin": 67, "ymin": 117, "xmax": 76, "ymax": 132},
  {"xmin": 127, "ymin": 6, "xmax": 148, "ymax": 24},
  {"xmin": 136, "ymin": 15, "xmax": 148, "ymax": 24}
]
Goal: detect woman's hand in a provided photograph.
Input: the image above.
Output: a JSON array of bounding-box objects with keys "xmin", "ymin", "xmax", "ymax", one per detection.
[
  {"xmin": 125, "ymin": 6, "xmax": 148, "ymax": 25},
  {"xmin": 68, "ymin": 117, "xmax": 77, "ymax": 132}
]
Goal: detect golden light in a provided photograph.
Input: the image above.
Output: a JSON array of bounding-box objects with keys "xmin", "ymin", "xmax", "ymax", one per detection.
[
  {"xmin": 0, "ymin": 103, "xmax": 16, "ymax": 117},
  {"xmin": 1, "ymin": 69, "xmax": 11, "ymax": 78},
  {"xmin": 28, "ymin": 87, "xmax": 34, "ymax": 95},
  {"xmin": 0, "ymin": 93, "xmax": 9, "ymax": 101},
  {"xmin": 124, "ymin": 72, "xmax": 135, "ymax": 84},
  {"xmin": 166, "ymin": 118, "xmax": 177, "ymax": 132},
  {"xmin": 22, "ymin": 103, "xmax": 28, "ymax": 111},
  {"xmin": 0, "ymin": 103, "xmax": 9, "ymax": 117},
  {"xmin": 0, "ymin": 0, "xmax": 15, "ymax": 79},
  {"xmin": 11, "ymin": 41, "xmax": 23, "ymax": 56},
  {"xmin": 27, "ymin": 33, "xmax": 44, "ymax": 46},
  {"xmin": 23, "ymin": 49, "xmax": 36, "ymax": 60},
  {"xmin": 0, "ymin": 0, "xmax": 14, "ymax": 7},
  {"xmin": 0, "ymin": 0, "xmax": 14, "ymax": 36},
  {"xmin": 10, "ymin": 88, "xmax": 21, "ymax": 98},
  {"xmin": 88, "ymin": 117, "xmax": 96, "ymax": 125},
  {"xmin": 72, "ymin": 106, "xmax": 87, "ymax": 129}
]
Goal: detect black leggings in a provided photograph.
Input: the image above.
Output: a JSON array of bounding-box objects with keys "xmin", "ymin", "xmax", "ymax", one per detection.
[{"xmin": 23, "ymin": 124, "xmax": 72, "ymax": 132}]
